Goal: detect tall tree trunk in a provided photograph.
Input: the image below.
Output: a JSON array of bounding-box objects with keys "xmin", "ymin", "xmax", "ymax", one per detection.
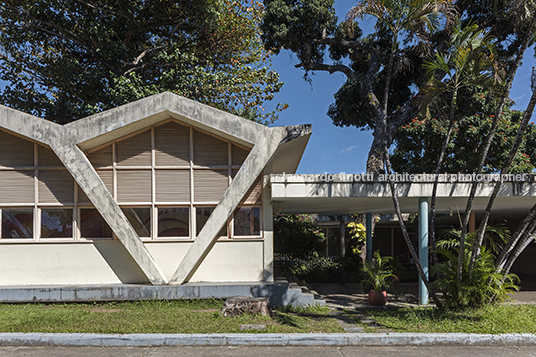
[
  {"xmin": 467, "ymin": 69, "xmax": 536, "ymax": 278},
  {"xmin": 459, "ymin": 15, "xmax": 536, "ymax": 279},
  {"xmin": 496, "ymin": 203, "xmax": 536, "ymax": 271},
  {"xmin": 430, "ymin": 88, "xmax": 457, "ymax": 267},
  {"xmin": 380, "ymin": 37, "xmax": 442, "ymax": 307}
]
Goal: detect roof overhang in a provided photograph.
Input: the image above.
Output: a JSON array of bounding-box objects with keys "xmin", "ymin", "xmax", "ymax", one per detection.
[{"xmin": 271, "ymin": 174, "xmax": 536, "ymax": 219}]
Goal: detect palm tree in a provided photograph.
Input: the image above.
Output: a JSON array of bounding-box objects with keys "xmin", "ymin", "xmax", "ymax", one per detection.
[
  {"xmin": 420, "ymin": 21, "xmax": 501, "ymax": 279},
  {"xmin": 464, "ymin": 0, "xmax": 536, "ymax": 278},
  {"xmin": 346, "ymin": 0, "xmax": 456, "ymax": 306}
]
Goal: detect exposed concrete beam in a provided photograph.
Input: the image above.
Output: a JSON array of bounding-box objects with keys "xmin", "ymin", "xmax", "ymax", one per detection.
[
  {"xmin": 66, "ymin": 92, "xmax": 269, "ymax": 150},
  {"xmin": 169, "ymin": 130, "xmax": 286, "ymax": 284},
  {"xmin": 51, "ymin": 143, "xmax": 168, "ymax": 285},
  {"xmin": 0, "ymin": 105, "xmax": 167, "ymax": 285}
]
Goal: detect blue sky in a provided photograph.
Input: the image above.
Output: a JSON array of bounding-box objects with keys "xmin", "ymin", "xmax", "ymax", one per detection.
[{"xmin": 267, "ymin": 0, "xmax": 536, "ymax": 175}]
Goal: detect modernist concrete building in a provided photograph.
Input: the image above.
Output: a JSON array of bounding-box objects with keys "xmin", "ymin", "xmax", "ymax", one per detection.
[
  {"xmin": 0, "ymin": 92, "xmax": 315, "ymax": 305},
  {"xmin": 2, "ymin": 92, "xmax": 535, "ymax": 306}
]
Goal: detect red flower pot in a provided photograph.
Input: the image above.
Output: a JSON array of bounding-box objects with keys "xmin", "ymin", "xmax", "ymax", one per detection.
[{"xmin": 368, "ymin": 289, "xmax": 387, "ymax": 306}]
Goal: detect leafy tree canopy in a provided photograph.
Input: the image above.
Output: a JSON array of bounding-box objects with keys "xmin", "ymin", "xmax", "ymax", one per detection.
[
  {"xmin": 0, "ymin": 0, "xmax": 285, "ymax": 124},
  {"xmin": 391, "ymin": 90, "xmax": 536, "ymax": 174}
]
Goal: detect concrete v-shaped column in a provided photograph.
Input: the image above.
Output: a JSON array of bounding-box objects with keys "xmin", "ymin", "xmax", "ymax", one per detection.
[
  {"xmin": 0, "ymin": 106, "xmax": 167, "ymax": 285},
  {"xmin": 51, "ymin": 142, "xmax": 168, "ymax": 285},
  {"xmin": 170, "ymin": 130, "xmax": 286, "ymax": 284}
]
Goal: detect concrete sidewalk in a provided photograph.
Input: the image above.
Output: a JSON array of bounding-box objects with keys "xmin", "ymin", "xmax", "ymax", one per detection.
[{"xmin": 0, "ymin": 332, "xmax": 536, "ymax": 347}]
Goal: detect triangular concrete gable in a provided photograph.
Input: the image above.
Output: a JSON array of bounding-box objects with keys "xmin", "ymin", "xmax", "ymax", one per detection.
[{"xmin": 0, "ymin": 93, "xmax": 311, "ymax": 285}]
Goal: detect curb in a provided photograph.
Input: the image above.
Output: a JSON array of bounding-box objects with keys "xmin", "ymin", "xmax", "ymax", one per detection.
[{"xmin": 0, "ymin": 333, "xmax": 535, "ymax": 347}]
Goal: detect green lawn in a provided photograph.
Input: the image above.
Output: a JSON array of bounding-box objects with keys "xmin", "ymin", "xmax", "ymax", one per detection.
[
  {"xmin": 2, "ymin": 300, "xmax": 535, "ymax": 334},
  {"xmin": 361, "ymin": 304, "xmax": 536, "ymax": 334},
  {"xmin": 0, "ymin": 300, "xmax": 343, "ymax": 334}
]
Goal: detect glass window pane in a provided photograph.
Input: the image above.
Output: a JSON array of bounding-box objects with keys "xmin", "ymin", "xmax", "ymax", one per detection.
[
  {"xmin": 158, "ymin": 207, "xmax": 189, "ymax": 237},
  {"xmin": 80, "ymin": 209, "xmax": 113, "ymax": 239},
  {"xmin": 233, "ymin": 207, "xmax": 261, "ymax": 236},
  {"xmin": 195, "ymin": 207, "xmax": 227, "ymax": 237},
  {"xmin": 41, "ymin": 209, "xmax": 73, "ymax": 238},
  {"xmin": 1, "ymin": 209, "xmax": 33, "ymax": 239},
  {"xmin": 122, "ymin": 208, "xmax": 151, "ymax": 237}
]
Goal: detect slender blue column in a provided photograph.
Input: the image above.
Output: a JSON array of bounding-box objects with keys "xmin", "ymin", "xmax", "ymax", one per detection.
[
  {"xmin": 418, "ymin": 198, "xmax": 429, "ymax": 305},
  {"xmin": 366, "ymin": 212, "xmax": 372, "ymax": 261}
]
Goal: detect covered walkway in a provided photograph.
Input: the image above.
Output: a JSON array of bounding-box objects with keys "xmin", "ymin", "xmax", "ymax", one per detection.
[{"xmin": 270, "ymin": 173, "xmax": 536, "ymax": 305}]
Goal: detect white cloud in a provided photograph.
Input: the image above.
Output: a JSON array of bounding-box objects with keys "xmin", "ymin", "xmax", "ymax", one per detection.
[{"xmin": 339, "ymin": 145, "xmax": 358, "ymax": 155}]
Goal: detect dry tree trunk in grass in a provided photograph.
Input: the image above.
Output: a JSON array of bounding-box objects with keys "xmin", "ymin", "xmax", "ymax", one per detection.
[{"xmin": 221, "ymin": 297, "xmax": 273, "ymax": 317}]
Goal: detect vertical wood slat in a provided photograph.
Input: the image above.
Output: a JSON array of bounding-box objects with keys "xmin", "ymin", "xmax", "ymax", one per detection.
[
  {"xmin": 193, "ymin": 130, "xmax": 228, "ymax": 166},
  {"xmin": 87, "ymin": 144, "xmax": 113, "ymax": 168},
  {"xmin": 0, "ymin": 130, "xmax": 34, "ymax": 167},
  {"xmin": 155, "ymin": 122, "xmax": 190, "ymax": 166},
  {"xmin": 155, "ymin": 169, "xmax": 190, "ymax": 202},
  {"xmin": 116, "ymin": 130, "xmax": 152, "ymax": 166},
  {"xmin": 117, "ymin": 170, "xmax": 152, "ymax": 202},
  {"xmin": 193, "ymin": 169, "xmax": 228, "ymax": 203},
  {"xmin": 38, "ymin": 145, "xmax": 63, "ymax": 167},
  {"xmin": 0, "ymin": 170, "xmax": 34, "ymax": 203},
  {"xmin": 38, "ymin": 170, "xmax": 75, "ymax": 204}
]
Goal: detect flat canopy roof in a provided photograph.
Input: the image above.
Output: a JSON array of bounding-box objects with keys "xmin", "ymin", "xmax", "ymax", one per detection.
[{"xmin": 270, "ymin": 173, "xmax": 536, "ymax": 219}]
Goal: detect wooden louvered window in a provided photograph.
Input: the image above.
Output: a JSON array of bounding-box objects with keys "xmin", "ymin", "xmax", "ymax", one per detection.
[
  {"xmin": 155, "ymin": 122, "xmax": 189, "ymax": 166},
  {"xmin": 193, "ymin": 169, "xmax": 228, "ymax": 203},
  {"xmin": 0, "ymin": 120, "xmax": 258, "ymax": 242},
  {"xmin": 0, "ymin": 129, "xmax": 34, "ymax": 168},
  {"xmin": 116, "ymin": 130, "xmax": 151, "ymax": 167},
  {"xmin": 0, "ymin": 170, "xmax": 34, "ymax": 204},
  {"xmin": 117, "ymin": 170, "xmax": 152, "ymax": 203},
  {"xmin": 38, "ymin": 170, "xmax": 75, "ymax": 204},
  {"xmin": 155, "ymin": 169, "xmax": 190, "ymax": 203}
]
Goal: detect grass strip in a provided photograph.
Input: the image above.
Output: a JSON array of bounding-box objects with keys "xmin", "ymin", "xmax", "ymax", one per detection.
[
  {"xmin": 0, "ymin": 299, "xmax": 343, "ymax": 334},
  {"xmin": 362, "ymin": 304, "xmax": 536, "ymax": 334}
]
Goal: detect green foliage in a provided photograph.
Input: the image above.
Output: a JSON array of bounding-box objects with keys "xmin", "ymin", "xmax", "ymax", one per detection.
[
  {"xmin": 432, "ymin": 226, "xmax": 519, "ymax": 309},
  {"xmin": 361, "ymin": 251, "xmax": 397, "ymax": 292},
  {"xmin": 289, "ymin": 252, "xmax": 341, "ymax": 283},
  {"xmin": 273, "ymin": 214, "xmax": 326, "ymax": 259},
  {"xmin": 392, "ymin": 93, "xmax": 535, "ymax": 173},
  {"xmin": 0, "ymin": 0, "xmax": 284, "ymax": 124},
  {"xmin": 261, "ymin": 0, "xmax": 339, "ymax": 63},
  {"xmin": 347, "ymin": 222, "xmax": 367, "ymax": 254}
]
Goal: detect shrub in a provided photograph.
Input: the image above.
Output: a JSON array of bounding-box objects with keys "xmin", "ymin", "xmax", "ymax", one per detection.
[
  {"xmin": 289, "ymin": 252, "xmax": 341, "ymax": 283},
  {"xmin": 274, "ymin": 214, "xmax": 326, "ymax": 259},
  {"xmin": 432, "ymin": 227, "xmax": 519, "ymax": 309}
]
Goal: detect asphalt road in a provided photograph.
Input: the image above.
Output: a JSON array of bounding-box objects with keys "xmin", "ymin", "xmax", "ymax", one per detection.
[{"xmin": 1, "ymin": 346, "xmax": 536, "ymax": 357}]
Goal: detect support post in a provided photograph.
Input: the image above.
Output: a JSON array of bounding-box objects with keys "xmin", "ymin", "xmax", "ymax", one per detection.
[
  {"xmin": 340, "ymin": 220, "xmax": 346, "ymax": 258},
  {"xmin": 366, "ymin": 212, "xmax": 372, "ymax": 261},
  {"xmin": 418, "ymin": 198, "xmax": 429, "ymax": 305}
]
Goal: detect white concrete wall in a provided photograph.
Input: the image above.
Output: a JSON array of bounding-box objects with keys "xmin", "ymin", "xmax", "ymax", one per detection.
[
  {"xmin": 146, "ymin": 241, "xmax": 265, "ymax": 283},
  {"xmin": 0, "ymin": 240, "xmax": 265, "ymax": 285}
]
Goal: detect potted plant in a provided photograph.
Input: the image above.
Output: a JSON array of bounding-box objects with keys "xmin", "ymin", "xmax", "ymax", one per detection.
[{"xmin": 361, "ymin": 251, "xmax": 397, "ymax": 306}]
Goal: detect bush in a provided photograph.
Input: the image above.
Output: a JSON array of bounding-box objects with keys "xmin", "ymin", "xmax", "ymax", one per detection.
[
  {"xmin": 289, "ymin": 253, "xmax": 341, "ymax": 283},
  {"xmin": 432, "ymin": 227, "xmax": 519, "ymax": 309},
  {"xmin": 274, "ymin": 214, "xmax": 326, "ymax": 259}
]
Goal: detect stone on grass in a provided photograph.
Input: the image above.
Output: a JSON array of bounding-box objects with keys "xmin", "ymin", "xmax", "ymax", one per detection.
[
  {"xmin": 239, "ymin": 324, "xmax": 267, "ymax": 331},
  {"xmin": 221, "ymin": 296, "xmax": 273, "ymax": 317}
]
